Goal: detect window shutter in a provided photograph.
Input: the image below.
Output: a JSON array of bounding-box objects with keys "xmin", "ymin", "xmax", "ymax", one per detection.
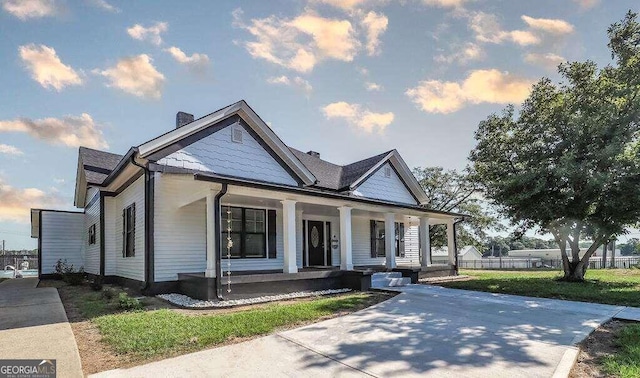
[
  {"xmin": 122, "ymin": 208, "xmax": 126, "ymax": 258},
  {"xmin": 370, "ymin": 220, "xmax": 377, "ymax": 258},
  {"xmin": 398, "ymin": 223, "xmax": 406, "ymax": 258},
  {"xmin": 131, "ymin": 203, "xmax": 136, "ymax": 256},
  {"xmin": 267, "ymin": 210, "xmax": 277, "ymax": 258}
]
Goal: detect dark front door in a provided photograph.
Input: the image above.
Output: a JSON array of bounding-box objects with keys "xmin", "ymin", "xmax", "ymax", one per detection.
[{"xmin": 307, "ymin": 221, "xmax": 325, "ymax": 266}]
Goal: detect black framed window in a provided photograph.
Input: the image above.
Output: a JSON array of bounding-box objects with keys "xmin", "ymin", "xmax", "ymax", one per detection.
[
  {"xmin": 370, "ymin": 220, "xmax": 405, "ymax": 258},
  {"xmin": 88, "ymin": 224, "xmax": 96, "ymax": 245},
  {"xmin": 222, "ymin": 207, "xmax": 266, "ymax": 258},
  {"xmin": 122, "ymin": 204, "xmax": 135, "ymax": 258}
]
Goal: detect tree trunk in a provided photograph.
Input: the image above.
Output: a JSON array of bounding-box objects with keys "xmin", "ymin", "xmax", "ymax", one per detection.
[{"xmin": 562, "ymin": 259, "xmax": 587, "ymax": 281}]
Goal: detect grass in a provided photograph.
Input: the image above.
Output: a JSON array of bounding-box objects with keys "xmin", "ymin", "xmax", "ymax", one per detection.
[
  {"xmin": 93, "ymin": 293, "xmax": 374, "ymax": 359},
  {"xmin": 439, "ymin": 269, "xmax": 640, "ymax": 307},
  {"xmin": 602, "ymin": 324, "xmax": 640, "ymax": 378}
]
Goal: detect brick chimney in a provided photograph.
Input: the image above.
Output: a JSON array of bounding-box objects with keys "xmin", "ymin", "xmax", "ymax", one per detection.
[
  {"xmin": 176, "ymin": 111, "xmax": 194, "ymax": 128},
  {"xmin": 307, "ymin": 151, "xmax": 320, "ymax": 158}
]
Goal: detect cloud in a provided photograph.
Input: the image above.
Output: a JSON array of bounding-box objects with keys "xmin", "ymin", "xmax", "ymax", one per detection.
[
  {"xmin": 266, "ymin": 75, "xmax": 313, "ymax": 94},
  {"xmin": 0, "ymin": 144, "xmax": 24, "ymax": 156},
  {"xmin": 422, "ymin": 0, "xmax": 470, "ymax": 8},
  {"xmin": 435, "ymin": 42, "xmax": 483, "ymax": 64},
  {"xmin": 572, "ymin": 0, "xmax": 599, "ymax": 9},
  {"xmin": 313, "ymin": 0, "xmax": 373, "ymax": 11},
  {"xmin": 0, "ymin": 114, "xmax": 108, "ymax": 149},
  {"xmin": 365, "ymin": 82, "xmax": 383, "ymax": 91},
  {"xmin": 0, "ymin": 177, "xmax": 64, "ymax": 223},
  {"xmin": 524, "ymin": 53, "xmax": 565, "ymax": 70},
  {"xmin": 361, "ymin": 11, "xmax": 388, "ymax": 56},
  {"xmin": 521, "ymin": 15, "xmax": 574, "ymax": 35},
  {"xmin": 322, "ymin": 102, "xmax": 394, "ymax": 133},
  {"xmin": 88, "ymin": 0, "xmax": 120, "ymax": 13},
  {"xmin": 233, "ymin": 8, "xmax": 360, "ymax": 73},
  {"xmin": 2, "ymin": 0, "xmax": 57, "ymax": 20},
  {"xmin": 93, "ymin": 54, "xmax": 165, "ymax": 99},
  {"xmin": 127, "ymin": 22, "xmax": 168, "ymax": 45},
  {"xmin": 19, "ymin": 44, "xmax": 83, "ymax": 91},
  {"xmin": 0, "ymin": 113, "xmax": 107, "ymax": 149},
  {"xmin": 164, "ymin": 46, "xmax": 210, "ymax": 73},
  {"xmin": 469, "ymin": 12, "xmax": 540, "ymax": 46},
  {"xmin": 406, "ymin": 69, "xmax": 534, "ymax": 114}
]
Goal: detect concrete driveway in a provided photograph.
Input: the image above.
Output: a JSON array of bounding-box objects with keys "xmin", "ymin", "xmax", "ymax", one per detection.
[{"xmin": 93, "ymin": 285, "xmax": 626, "ymax": 378}]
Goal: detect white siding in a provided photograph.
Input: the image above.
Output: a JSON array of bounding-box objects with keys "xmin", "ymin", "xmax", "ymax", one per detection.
[
  {"xmin": 354, "ymin": 163, "xmax": 417, "ymax": 205},
  {"xmin": 104, "ymin": 197, "xmax": 116, "ymax": 276},
  {"xmin": 113, "ymin": 175, "xmax": 145, "ymax": 281},
  {"xmin": 157, "ymin": 123, "xmax": 298, "ymax": 186},
  {"xmin": 40, "ymin": 212, "xmax": 85, "ymax": 274},
  {"xmin": 83, "ymin": 192, "xmax": 101, "ymax": 275},
  {"xmin": 351, "ymin": 216, "xmax": 419, "ymax": 266}
]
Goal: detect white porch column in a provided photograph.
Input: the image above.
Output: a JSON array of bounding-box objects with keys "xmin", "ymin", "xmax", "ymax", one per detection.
[
  {"xmin": 419, "ymin": 216, "xmax": 431, "ymax": 267},
  {"xmin": 385, "ymin": 213, "xmax": 396, "ymax": 269},
  {"xmin": 338, "ymin": 206, "xmax": 353, "ymax": 270},
  {"xmin": 447, "ymin": 220, "xmax": 456, "ymax": 265},
  {"xmin": 205, "ymin": 192, "xmax": 217, "ymax": 278},
  {"xmin": 282, "ymin": 200, "xmax": 298, "ymax": 273}
]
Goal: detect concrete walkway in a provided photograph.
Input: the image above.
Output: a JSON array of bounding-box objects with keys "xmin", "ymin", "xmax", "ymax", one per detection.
[
  {"xmin": 0, "ymin": 278, "xmax": 83, "ymax": 378},
  {"xmin": 92, "ymin": 285, "xmax": 637, "ymax": 378}
]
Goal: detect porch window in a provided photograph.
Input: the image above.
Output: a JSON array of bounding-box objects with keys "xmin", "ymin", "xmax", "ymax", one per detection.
[
  {"xmin": 370, "ymin": 221, "xmax": 405, "ymax": 258},
  {"xmin": 222, "ymin": 207, "xmax": 266, "ymax": 258}
]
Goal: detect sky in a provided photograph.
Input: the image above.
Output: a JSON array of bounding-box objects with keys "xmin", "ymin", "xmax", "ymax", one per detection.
[{"xmin": 0, "ymin": 0, "xmax": 638, "ymax": 250}]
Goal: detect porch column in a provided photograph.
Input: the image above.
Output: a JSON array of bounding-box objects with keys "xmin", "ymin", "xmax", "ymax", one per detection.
[
  {"xmin": 419, "ymin": 216, "xmax": 431, "ymax": 267},
  {"xmin": 338, "ymin": 206, "xmax": 353, "ymax": 270},
  {"xmin": 205, "ymin": 192, "xmax": 217, "ymax": 278},
  {"xmin": 282, "ymin": 200, "xmax": 298, "ymax": 273},
  {"xmin": 385, "ymin": 213, "xmax": 396, "ymax": 269},
  {"xmin": 446, "ymin": 220, "xmax": 456, "ymax": 265}
]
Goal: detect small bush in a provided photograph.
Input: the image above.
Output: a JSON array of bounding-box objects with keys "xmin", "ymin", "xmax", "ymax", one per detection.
[
  {"xmin": 118, "ymin": 292, "xmax": 142, "ymax": 311},
  {"xmin": 54, "ymin": 259, "xmax": 85, "ymax": 285},
  {"xmin": 90, "ymin": 276, "xmax": 103, "ymax": 291},
  {"xmin": 102, "ymin": 288, "xmax": 117, "ymax": 300}
]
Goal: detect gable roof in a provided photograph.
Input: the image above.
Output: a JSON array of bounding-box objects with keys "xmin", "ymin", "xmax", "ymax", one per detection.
[{"xmin": 79, "ymin": 147, "xmax": 123, "ymax": 185}]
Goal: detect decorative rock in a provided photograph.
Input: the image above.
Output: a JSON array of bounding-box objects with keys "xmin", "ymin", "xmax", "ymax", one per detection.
[{"xmin": 158, "ymin": 288, "xmax": 353, "ymax": 308}]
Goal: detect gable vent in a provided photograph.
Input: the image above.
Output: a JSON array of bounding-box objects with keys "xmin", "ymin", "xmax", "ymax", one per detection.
[
  {"xmin": 384, "ymin": 166, "xmax": 392, "ymax": 177},
  {"xmin": 231, "ymin": 126, "xmax": 243, "ymax": 143}
]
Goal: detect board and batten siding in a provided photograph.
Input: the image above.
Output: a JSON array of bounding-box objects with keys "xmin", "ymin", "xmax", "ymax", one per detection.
[
  {"xmin": 351, "ymin": 216, "xmax": 419, "ymax": 267},
  {"xmin": 83, "ymin": 190, "xmax": 101, "ymax": 275},
  {"xmin": 113, "ymin": 175, "xmax": 145, "ymax": 281},
  {"xmin": 354, "ymin": 163, "xmax": 417, "ymax": 205},
  {"xmin": 156, "ymin": 123, "xmax": 298, "ymax": 186},
  {"xmin": 40, "ymin": 211, "xmax": 85, "ymax": 274}
]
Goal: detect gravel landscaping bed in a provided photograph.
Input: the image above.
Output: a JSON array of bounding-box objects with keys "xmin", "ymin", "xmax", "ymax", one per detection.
[{"xmin": 158, "ymin": 288, "xmax": 352, "ymax": 308}]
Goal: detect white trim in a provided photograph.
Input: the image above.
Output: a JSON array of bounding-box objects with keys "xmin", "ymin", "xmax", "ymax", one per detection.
[
  {"xmin": 349, "ymin": 150, "xmax": 429, "ymax": 205},
  {"xmin": 137, "ymin": 101, "xmax": 316, "ymax": 186}
]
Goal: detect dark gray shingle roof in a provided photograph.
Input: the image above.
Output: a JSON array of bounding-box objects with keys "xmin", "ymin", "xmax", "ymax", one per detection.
[{"xmin": 79, "ymin": 147, "xmax": 123, "ymax": 185}]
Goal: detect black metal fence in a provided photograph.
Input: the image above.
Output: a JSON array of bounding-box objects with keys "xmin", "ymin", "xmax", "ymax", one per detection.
[
  {"xmin": 0, "ymin": 255, "xmax": 38, "ymax": 271},
  {"xmin": 459, "ymin": 257, "xmax": 640, "ymax": 270}
]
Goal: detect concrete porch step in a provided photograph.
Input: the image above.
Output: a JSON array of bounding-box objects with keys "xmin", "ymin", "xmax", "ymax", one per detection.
[{"xmin": 371, "ymin": 272, "xmax": 411, "ymax": 288}]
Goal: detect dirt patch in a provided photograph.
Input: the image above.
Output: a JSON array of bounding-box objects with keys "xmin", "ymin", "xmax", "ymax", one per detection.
[
  {"xmin": 570, "ymin": 320, "xmax": 631, "ymax": 378},
  {"xmin": 45, "ymin": 279, "xmax": 395, "ymax": 375}
]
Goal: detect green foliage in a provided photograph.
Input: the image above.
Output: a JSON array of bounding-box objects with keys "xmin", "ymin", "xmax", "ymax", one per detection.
[
  {"xmin": 94, "ymin": 293, "xmax": 372, "ymax": 358},
  {"xmin": 483, "ymin": 236, "xmax": 556, "ymax": 256},
  {"xmin": 442, "ymin": 270, "xmax": 640, "ymax": 307},
  {"xmin": 470, "ymin": 12, "xmax": 640, "ymax": 280},
  {"xmin": 602, "ymin": 324, "xmax": 640, "ymax": 378},
  {"xmin": 619, "ymin": 238, "xmax": 640, "ymax": 256},
  {"xmin": 118, "ymin": 292, "xmax": 142, "ymax": 311},
  {"xmin": 413, "ymin": 166, "xmax": 503, "ymax": 250},
  {"xmin": 101, "ymin": 288, "xmax": 117, "ymax": 301},
  {"xmin": 53, "ymin": 259, "xmax": 85, "ymax": 285}
]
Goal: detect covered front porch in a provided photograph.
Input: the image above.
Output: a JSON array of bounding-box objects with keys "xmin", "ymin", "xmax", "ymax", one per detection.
[{"xmin": 161, "ymin": 173, "xmax": 461, "ymax": 300}]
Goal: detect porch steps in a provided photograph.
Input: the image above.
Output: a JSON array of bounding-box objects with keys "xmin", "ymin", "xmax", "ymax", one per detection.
[{"xmin": 371, "ymin": 272, "xmax": 411, "ymax": 288}]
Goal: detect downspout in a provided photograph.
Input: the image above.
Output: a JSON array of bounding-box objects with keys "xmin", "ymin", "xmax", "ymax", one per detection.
[
  {"xmin": 130, "ymin": 154, "xmax": 155, "ymax": 292},
  {"xmin": 214, "ymin": 184, "xmax": 228, "ymax": 300}
]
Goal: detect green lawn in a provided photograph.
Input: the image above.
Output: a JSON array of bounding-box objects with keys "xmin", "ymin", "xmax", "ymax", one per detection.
[
  {"xmin": 603, "ymin": 324, "xmax": 640, "ymax": 378},
  {"xmin": 439, "ymin": 269, "xmax": 640, "ymax": 307},
  {"xmin": 93, "ymin": 293, "xmax": 376, "ymax": 359}
]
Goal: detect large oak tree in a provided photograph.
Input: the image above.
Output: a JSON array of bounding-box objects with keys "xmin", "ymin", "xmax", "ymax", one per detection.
[{"xmin": 470, "ymin": 12, "xmax": 640, "ymax": 281}]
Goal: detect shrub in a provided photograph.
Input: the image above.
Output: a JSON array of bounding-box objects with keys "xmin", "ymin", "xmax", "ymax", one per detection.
[
  {"xmin": 118, "ymin": 292, "xmax": 142, "ymax": 311},
  {"xmin": 102, "ymin": 288, "xmax": 117, "ymax": 300},
  {"xmin": 54, "ymin": 259, "xmax": 85, "ymax": 286},
  {"xmin": 90, "ymin": 276, "xmax": 103, "ymax": 291}
]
